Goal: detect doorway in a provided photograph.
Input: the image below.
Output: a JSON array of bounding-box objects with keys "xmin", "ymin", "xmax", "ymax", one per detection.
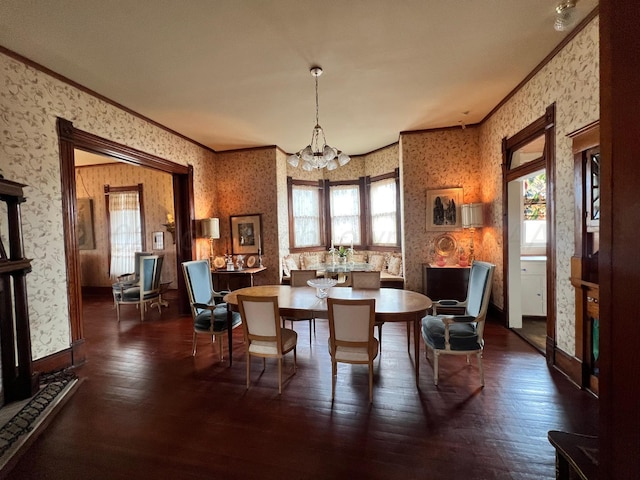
[
  {"xmin": 502, "ymin": 104, "xmax": 555, "ymax": 358},
  {"xmin": 57, "ymin": 118, "xmax": 195, "ymax": 366}
]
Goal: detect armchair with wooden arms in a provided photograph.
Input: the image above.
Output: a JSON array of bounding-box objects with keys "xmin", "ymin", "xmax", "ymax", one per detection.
[{"xmin": 420, "ymin": 261, "xmax": 495, "ymax": 386}]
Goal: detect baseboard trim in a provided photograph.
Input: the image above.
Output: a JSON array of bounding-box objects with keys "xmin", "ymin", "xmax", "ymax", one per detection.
[
  {"xmin": 553, "ymin": 346, "xmax": 582, "ymax": 388},
  {"xmin": 32, "ymin": 349, "xmax": 72, "ymax": 375}
]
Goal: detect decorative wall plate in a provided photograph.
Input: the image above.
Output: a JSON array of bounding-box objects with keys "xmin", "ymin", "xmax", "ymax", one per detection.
[
  {"xmin": 434, "ymin": 233, "xmax": 457, "ymax": 257},
  {"xmin": 213, "ymin": 256, "xmax": 226, "ymax": 269},
  {"xmin": 246, "ymin": 255, "xmax": 256, "ymax": 268}
]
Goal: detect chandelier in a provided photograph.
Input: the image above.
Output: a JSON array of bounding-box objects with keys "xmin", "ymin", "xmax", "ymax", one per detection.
[
  {"xmin": 287, "ymin": 66, "xmax": 350, "ymax": 171},
  {"xmin": 554, "ymin": 0, "xmax": 578, "ymax": 32}
]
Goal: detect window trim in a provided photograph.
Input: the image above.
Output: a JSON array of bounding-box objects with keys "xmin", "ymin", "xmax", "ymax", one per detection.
[{"xmin": 287, "ymin": 177, "xmax": 326, "ymax": 252}]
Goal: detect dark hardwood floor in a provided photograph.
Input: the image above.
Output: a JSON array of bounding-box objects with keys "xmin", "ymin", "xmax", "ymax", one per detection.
[{"xmin": 8, "ymin": 292, "xmax": 598, "ymax": 479}]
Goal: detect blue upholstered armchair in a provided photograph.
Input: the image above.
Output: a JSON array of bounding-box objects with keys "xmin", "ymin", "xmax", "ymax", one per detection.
[
  {"xmin": 114, "ymin": 254, "xmax": 164, "ymax": 322},
  {"xmin": 182, "ymin": 259, "xmax": 241, "ymax": 360},
  {"xmin": 421, "ymin": 261, "xmax": 495, "ymax": 386}
]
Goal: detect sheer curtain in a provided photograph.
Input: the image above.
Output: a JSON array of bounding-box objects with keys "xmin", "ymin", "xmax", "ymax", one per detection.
[
  {"xmin": 109, "ymin": 191, "xmax": 142, "ymax": 278},
  {"xmin": 370, "ymin": 178, "xmax": 397, "ymax": 245},
  {"xmin": 292, "ymin": 185, "xmax": 321, "ymax": 247},
  {"xmin": 330, "ymin": 184, "xmax": 360, "ymax": 245}
]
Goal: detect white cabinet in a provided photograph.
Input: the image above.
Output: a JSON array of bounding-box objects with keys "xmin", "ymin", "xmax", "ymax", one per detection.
[{"xmin": 521, "ymin": 258, "xmax": 546, "ymax": 316}]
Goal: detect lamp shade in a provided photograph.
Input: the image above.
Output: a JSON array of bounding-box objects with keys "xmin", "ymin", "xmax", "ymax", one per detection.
[
  {"xmin": 462, "ymin": 203, "xmax": 484, "ymax": 228},
  {"xmin": 201, "ymin": 217, "xmax": 220, "ymax": 239}
]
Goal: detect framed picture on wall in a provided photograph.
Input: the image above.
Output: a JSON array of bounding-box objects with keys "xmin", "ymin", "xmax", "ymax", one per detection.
[
  {"xmin": 77, "ymin": 198, "xmax": 96, "ymax": 250},
  {"xmin": 426, "ymin": 187, "xmax": 463, "ymax": 231},
  {"xmin": 230, "ymin": 214, "xmax": 262, "ymax": 255}
]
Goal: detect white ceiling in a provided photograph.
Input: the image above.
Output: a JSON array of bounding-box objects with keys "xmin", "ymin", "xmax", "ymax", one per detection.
[{"xmin": 0, "ymin": 0, "xmax": 598, "ymax": 156}]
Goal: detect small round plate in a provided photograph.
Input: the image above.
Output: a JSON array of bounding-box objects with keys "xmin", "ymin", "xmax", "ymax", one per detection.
[
  {"xmin": 213, "ymin": 256, "xmax": 226, "ymax": 269},
  {"xmin": 434, "ymin": 233, "xmax": 457, "ymax": 257},
  {"xmin": 246, "ymin": 255, "xmax": 256, "ymax": 268}
]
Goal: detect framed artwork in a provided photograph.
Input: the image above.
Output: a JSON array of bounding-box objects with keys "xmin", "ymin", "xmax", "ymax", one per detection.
[
  {"xmin": 152, "ymin": 231, "xmax": 164, "ymax": 250},
  {"xmin": 426, "ymin": 187, "xmax": 463, "ymax": 231},
  {"xmin": 77, "ymin": 198, "xmax": 96, "ymax": 250},
  {"xmin": 230, "ymin": 214, "xmax": 262, "ymax": 255}
]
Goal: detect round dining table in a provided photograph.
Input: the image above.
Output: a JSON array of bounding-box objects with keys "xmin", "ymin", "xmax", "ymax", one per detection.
[{"xmin": 223, "ymin": 285, "xmax": 432, "ymax": 387}]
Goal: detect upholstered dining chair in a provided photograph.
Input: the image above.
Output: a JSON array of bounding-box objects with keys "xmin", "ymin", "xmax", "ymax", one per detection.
[
  {"xmin": 350, "ymin": 270, "xmax": 386, "ymax": 349},
  {"xmin": 421, "ymin": 261, "xmax": 495, "ymax": 386},
  {"xmin": 282, "ymin": 269, "xmax": 317, "ymax": 344},
  {"xmin": 327, "ymin": 297, "xmax": 379, "ymax": 404},
  {"xmin": 111, "ymin": 251, "xmax": 153, "ymax": 307},
  {"xmin": 238, "ymin": 295, "xmax": 298, "ymax": 394},
  {"xmin": 114, "ymin": 254, "xmax": 163, "ymax": 322},
  {"xmin": 182, "ymin": 259, "xmax": 242, "ymax": 360}
]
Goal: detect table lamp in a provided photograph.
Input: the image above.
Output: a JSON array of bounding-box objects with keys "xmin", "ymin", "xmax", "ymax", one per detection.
[
  {"xmin": 201, "ymin": 217, "xmax": 220, "ymax": 262},
  {"xmin": 461, "ymin": 203, "xmax": 484, "ymax": 264}
]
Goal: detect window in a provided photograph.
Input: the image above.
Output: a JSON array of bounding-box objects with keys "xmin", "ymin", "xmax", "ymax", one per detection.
[
  {"xmin": 329, "ymin": 183, "xmax": 361, "ymax": 246},
  {"xmin": 369, "ymin": 176, "xmax": 398, "ymax": 245},
  {"xmin": 522, "ymin": 172, "xmax": 546, "ymax": 248},
  {"xmin": 287, "ymin": 169, "xmax": 400, "ymax": 251},
  {"xmin": 105, "ymin": 184, "xmax": 145, "ymax": 277},
  {"xmin": 291, "ymin": 183, "xmax": 322, "ymax": 248}
]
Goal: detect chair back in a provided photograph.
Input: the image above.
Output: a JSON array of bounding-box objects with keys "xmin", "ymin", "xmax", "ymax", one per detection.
[
  {"xmin": 290, "ymin": 269, "xmax": 317, "ymax": 287},
  {"xmin": 328, "ymin": 298, "xmax": 376, "ymax": 352},
  {"xmin": 140, "ymin": 255, "xmax": 162, "ymax": 297},
  {"xmin": 464, "ymin": 261, "xmax": 495, "ymax": 324},
  {"xmin": 238, "ymin": 295, "xmax": 283, "ymax": 355},
  {"xmin": 351, "ymin": 271, "xmax": 381, "ymax": 289},
  {"xmin": 182, "ymin": 260, "xmax": 214, "ymax": 316},
  {"xmin": 133, "ymin": 251, "xmax": 153, "ymax": 279}
]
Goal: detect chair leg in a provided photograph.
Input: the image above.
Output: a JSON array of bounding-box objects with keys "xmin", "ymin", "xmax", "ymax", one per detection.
[
  {"xmin": 278, "ymin": 358, "xmax": 283, "ymax": 395},
  {"xmin": 406, "ymin": 322, "xmax": 411, "ymax": 352},
  {"xmin": 140, "ymin": 301, "xmax": 145, "ymax": 322},
  {"xmin": 433, "ymin": 351, "xmax": 439, "ymax": 386},
  {"xmin": 331, "ymin": 360, "xmax": 337, "ymax": 401},
  {"xmin": 369, "ymin": 361, "xmax": 374, "ymax": 404},
  {"xmin": 309, "ymin": 319, "xmax": 313, "ymax": 345},
  {"xmin": 192, "ymin": 332, "xmax": 198, "ymax": 356},
  {"xmin": 478, "ymin": 352, "xmax": 484, "ymax": 386},
  {"xmin": 377, "ymin": 324, "xmax": 383, "ymax": 350},
  {"xmin": 246, "ymin": 354, "xmax": 251, "ymax": 390},
  {"xmin": 219, "ymin": 335, "xmax": 224, "ymax": 362},
  {"xmin": 116, "ymin": 304, "xmax": 121, "ymax": 323},
  {"xmin": 262, "ymin": 357, "xmax": 266, "ymax": 372},
  {"xmin": 293, "ymin": 347, "xmax": 297, "ymax": 371}
]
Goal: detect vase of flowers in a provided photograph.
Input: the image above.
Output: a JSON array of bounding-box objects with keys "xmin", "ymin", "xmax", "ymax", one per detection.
[{"xmin": 337, "ymin": 246, "xmax": 348, "ymax": 264}]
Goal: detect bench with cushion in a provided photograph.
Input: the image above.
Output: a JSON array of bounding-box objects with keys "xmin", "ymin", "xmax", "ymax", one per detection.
[{"xmin": 281, "ymin": 250, "xmax": 404, "ymax": 289}]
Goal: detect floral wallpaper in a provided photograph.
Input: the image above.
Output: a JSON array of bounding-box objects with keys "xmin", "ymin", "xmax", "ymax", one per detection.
[
  {"xmin": 75, "ymin": 163, "xmax": 178, "ymax": 288},
  {"xmin": 478, "ymin": 17, "xmax": 599, "ymax": 355},
  {"xmin": 0, "ymin": 51, "xmax": 214, "ymax": 360}
]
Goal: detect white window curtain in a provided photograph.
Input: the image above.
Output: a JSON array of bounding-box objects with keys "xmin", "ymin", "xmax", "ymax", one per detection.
[
  {"xmin": 330, "ymin": 184, "xmax": 361, "ymax": 246},
  {"xmin": 109, "ymin": 191, "xmax": 142, "ymax": 278},
  {"xmin": 292, "ymin": 185, "xmax": 321, "ymax": 247},
  {"xmin": 370, "ymin": 178, "xmax": 397, "ymax": 245}
]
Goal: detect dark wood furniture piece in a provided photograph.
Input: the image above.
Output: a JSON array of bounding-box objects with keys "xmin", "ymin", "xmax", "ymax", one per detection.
[
  {"xmin": 0, "ymin": 178, "xmax": 39, "ymax": 403},
  {"xmin": 548, "ymin": 430, "xmax": 598, "ymax": 479},
  {"xmin": 569, "ymin": 121, "xmax": 600, "ymax": 396},
  {"xmin": 211, "ymin": 266, "xmax": 267, "ymax": 292},
  {"xmin": 422, "ymin": 264, "xmax": 470, "ymax": 301}
]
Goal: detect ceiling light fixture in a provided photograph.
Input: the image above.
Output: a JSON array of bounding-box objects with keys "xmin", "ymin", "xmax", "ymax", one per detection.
[
  {"xmin": 554, "ymin": 0, "xmax": 578, "ymax": 32},
  {"xmin": 287, "ymin": 66, "xmax": 350, "ymax": 171}
]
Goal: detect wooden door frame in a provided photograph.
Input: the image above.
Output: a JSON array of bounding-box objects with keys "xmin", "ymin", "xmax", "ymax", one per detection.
[
  {"xmin": 56, "ymin": 118, "xmax": 195, "ymax": 366},
  {"xmin": 501, "ymin": 103, "xmax": 556, "ymax": 364}
]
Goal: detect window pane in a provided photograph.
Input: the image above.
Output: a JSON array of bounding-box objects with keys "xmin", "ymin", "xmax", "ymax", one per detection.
[
  {"xmin": 330, "ymin": 184, "xmax": 360, "ymax": 245},
  {"xmin": 522, "ymin": 172, "xmax": 546, "ymax": 246},
  {"xmin": 292, "ymin": 185, "xmax": 321, "ymax": 247},
  {"xmin": 109, "ymin": 191, "xmax": 142, "ymax": 277},
  {"xmin": 370, "ymin": 178, "xmax": 397, "ymax": 245}
]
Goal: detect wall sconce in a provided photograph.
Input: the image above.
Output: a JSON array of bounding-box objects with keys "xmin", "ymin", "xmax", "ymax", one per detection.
[
  {"xmin": 163, "ymin": 213, "xmax": 175, "ymax": 244},
  {"xmin": 201, "ymin": 217, "xmax": 220, "ymax": 261},
  {"xmin": 462, "ymin": 203, "xmax": 484, "ymax": 264}
]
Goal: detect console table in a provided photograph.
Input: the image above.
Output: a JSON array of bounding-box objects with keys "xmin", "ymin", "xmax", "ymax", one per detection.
[{"xmin": 212, "ymin": 266, "xmax": 267, "ymax": 291}]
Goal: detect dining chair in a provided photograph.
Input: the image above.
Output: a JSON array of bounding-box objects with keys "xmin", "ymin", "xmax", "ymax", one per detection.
[
  {"xmin": 282, "ymin": 269, "xmax": 317, "ymax": 344},
  {"xmin": 111, "ymin": 251, "xmax": 153, "ymax": 307},
  {"xmin": 327, "ymin": 297, "xmax": 379, "ymax": 404},
  {"xmin": 421, "ymin": 261, "xmax": 495, "ymax": 386},
  {"xmin": 238, "ymin": 295, "xmax": 298, "ymax": 394},
  {"xmin": 182, "ymin": 259, "xmax": 242, "ymax": 360},
  {"xmin": 114, "ymin": 254, "xmax": 163, "ymax": 322},
  {"xmin": 350, "ymin": 270, "xmax": 386, "ymax": 350}
]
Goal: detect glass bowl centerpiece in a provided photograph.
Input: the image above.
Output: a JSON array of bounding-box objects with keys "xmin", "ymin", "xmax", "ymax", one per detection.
[{"xmin": 307, "ymin": 278, "xmax": 338, "ymax": 298}]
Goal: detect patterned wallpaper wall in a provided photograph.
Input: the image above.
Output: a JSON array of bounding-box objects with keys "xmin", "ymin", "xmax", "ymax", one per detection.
[
  {"xmin": 478, "ymin": 17, "xmax": 599, "ymax": 355},
  {"xmin": 75, "ymin": 163, "xmax": 178, "ymax": 288},
  {"xmin": 399, "ymin": 127, "xmax": 482, "ymax": 292},
  {"xmin": 0, "ymin": 51, "xmax": 214, "ymax": 360}
]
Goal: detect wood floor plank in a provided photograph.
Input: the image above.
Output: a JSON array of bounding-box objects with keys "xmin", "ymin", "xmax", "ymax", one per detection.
[{"xmin": 5, "ymin": 292, "xmax": 598, "ymax": 479}]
